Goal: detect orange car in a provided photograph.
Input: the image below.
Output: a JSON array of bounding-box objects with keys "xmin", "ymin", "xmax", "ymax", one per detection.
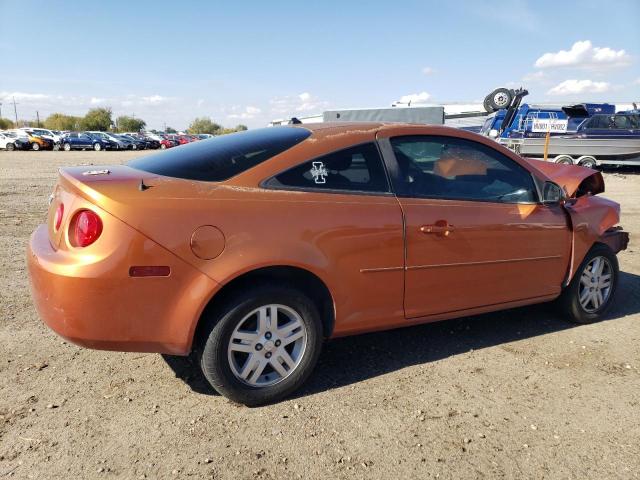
[{"xmin": 27, "ymin": 124, "xmax": 629, "ymax": 405}]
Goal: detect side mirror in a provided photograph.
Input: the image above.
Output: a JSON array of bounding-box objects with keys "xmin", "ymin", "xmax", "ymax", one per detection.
[{"xmin": 542, "ymin": 181, "xmax": 565, "ymax": 204}]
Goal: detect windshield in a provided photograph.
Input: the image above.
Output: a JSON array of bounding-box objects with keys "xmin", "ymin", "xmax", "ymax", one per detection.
[{"xmin": 128, "ymin": 127, "xmax": 311, "ymax": 182}]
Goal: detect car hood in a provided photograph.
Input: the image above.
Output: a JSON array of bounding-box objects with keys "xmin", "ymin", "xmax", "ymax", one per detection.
[{"xmin": 523, "ymin": 158, "xmax": 605, "ymax": 197}]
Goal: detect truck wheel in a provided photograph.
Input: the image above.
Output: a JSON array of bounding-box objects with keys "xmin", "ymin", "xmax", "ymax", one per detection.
[
  {"xmin": 486, "ymin": 88, "xmax": 513, "ymax": 111},
  {"xmin": 554, "ymin": 155, "xmax": 573, "ymax": 165},
  {"xmin": 198, "ymin": 284, "xmax": 323, "ymax": 406},
  {"xmin": 577, "ymin": 156, "xmax": 597, "ymax": 169},
  {"xmin": 558, "ymin": 244, "xmax": 619, "ymax": 324}
]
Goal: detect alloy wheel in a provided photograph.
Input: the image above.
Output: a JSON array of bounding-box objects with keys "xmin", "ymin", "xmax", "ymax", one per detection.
[
  {"xmin": 227, "ymin": 304, "xmax": 307, "ymax": 387},
  {"xmin": 578, "ymin": 256, "xmax": 613, "ymax": 313}
]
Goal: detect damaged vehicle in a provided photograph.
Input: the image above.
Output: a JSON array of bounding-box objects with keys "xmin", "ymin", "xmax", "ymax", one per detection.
[{"xmin": 27, "ymin": 124, "xmax": 629, "ymax": 405}]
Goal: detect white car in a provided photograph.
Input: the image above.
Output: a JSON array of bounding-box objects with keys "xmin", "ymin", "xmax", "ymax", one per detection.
[
  {"xmin": 0, "ymin": 131, "xmax": 25, "ymax": 150},
  {"xmin": 20, "ymin": 127, "xmax": 62, "ymax": 145}
]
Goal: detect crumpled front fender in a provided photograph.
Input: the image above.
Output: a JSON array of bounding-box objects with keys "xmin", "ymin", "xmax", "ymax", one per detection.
[{"xmin": 563, "ymin": 195, "xmax": 624, "ymax": 285}]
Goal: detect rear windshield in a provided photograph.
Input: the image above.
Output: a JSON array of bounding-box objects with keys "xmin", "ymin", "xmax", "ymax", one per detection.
[{"xmin": 128, "ymin": 127, "xmax": 311, "ymax": 181}]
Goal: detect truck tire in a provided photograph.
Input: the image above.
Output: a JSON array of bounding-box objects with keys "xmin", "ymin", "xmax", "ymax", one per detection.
[{"xmin": 486, "ymin": 88, "xmax": 513, "ymax": 111}]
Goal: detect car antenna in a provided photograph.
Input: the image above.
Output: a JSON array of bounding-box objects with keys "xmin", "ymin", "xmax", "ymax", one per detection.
[{"xmin": 139, "ymin": 179, "xmax": 151, "ymax": 191}]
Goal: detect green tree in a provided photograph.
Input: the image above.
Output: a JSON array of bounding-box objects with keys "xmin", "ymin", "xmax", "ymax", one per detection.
[
  {"xmin": 235, "ymin": 124, "xmax": 248, "ymax": 131},
  {"xmin": 187, "ymin": 117, "xmax": 222, "ymax": 134},
  {"xmin": 165, "ymin": 126, "xmax": 177, "ymax": 133},
  {"xmin": 0, "ymin": 118, "xmax": 14, "ymax": 129},
  {"xmin": 116, "ymin": 115, "xmax": 146, "ymax": 133},
  {"xmin": 44, "ymin": 113, "xmax": 82, "ymax": 131},
  {"xmin": 81, "ymin": 107, "xmax": 113, "ymax": 131}
]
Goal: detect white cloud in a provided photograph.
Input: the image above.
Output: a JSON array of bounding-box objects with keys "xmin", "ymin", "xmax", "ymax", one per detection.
[
  {"xmin": 90, "ymin": 97, "xmax": 106, "ymax": 105},
  {"xmin": 228, "ymin": 105, "xmax": 262, "ymax": 119},
  {"xmin": 270, "ymin": 92, "xmax": 329, "ymax": 116},
  {"xmin": 535, "ymin": 40, "xmax": 630, "ymax": 69},
  {"xmin": 398, "ymin": 91, "xmax": 431, "ymax": 104},
  {"xmin": 421, "ymin": 66, "xmax": 435, "ymax": 75},
  {"xmin": 0, "ymin": 91, "xmax": 50, "ymax": 101},
  {"xmin": 141, "ymin": 95, "xmax": 166, "ymax": 104},
  {"xmin": 522, "ymin": 71, "xmax": 545, "ymax": 82},
  {"xmin": 635, "ymin": 77, "xmax": 640, "ymax": 85},
  {"xmin": 547, "ymin": 79, "xmax": 610, "ymax": 96}
]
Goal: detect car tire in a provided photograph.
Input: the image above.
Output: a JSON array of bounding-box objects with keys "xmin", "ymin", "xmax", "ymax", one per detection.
[
  {"xmin": 32, "ymin": 142, "xmax": 40, "ymax": 151},
  {"xmin": 160, "ymin": 144, "xmax": 167, "ymax": 149},
  {"xmin": 63, "ymin": 143, "xmax": 71, "ymax": 151},
  {"xmin": 6, "ymin": 143, "xmax": 15, "ymax": 151},
  {"xmin": 199, "ymin": 284, "xmax": 323, "ymax": 406},
  {"xmin": 94, "ymin": 142, "xmax": 102, "ymax": 151},
  {"xmin": 486, "ymin": 88, "xmax": 513, "ymax": 111},
  {"xmin": 558, "ymin": 244, "xmax": 619, "ymax": 324}
]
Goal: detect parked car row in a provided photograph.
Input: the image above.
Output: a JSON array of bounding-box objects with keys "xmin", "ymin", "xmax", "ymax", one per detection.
[{"xmin": 0, "ymin": 129, "xmax": 213, "ymax": 152}]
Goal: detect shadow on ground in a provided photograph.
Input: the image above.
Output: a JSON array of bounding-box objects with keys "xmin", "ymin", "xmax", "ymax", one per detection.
[{"xmin": 162, "ymin": 270, "xmax": 640, "ymax": 399}]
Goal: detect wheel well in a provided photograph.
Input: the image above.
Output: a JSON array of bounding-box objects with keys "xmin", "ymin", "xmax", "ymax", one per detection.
[{"xmin": 193, "ymin": 266, "xmax": 335, "ymax": 348}]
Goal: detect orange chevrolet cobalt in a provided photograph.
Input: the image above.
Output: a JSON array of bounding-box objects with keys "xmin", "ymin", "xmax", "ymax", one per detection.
[{"xmin": 27, "ymin": 124, "xmax": 629, "ymax": 405}]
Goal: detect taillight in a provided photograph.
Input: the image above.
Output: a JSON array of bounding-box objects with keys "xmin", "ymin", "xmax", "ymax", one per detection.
[
  {"xmin": 70, "ymin": 210, "xmax": 103, "ymax": 247},
  {"xmin": 54, "ymin": 203, "xmax": 64, "ymax": 231}
]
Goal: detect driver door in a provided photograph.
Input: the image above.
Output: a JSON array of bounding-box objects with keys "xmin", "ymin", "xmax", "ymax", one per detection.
[{"xmin": 380, "ymin": 133, "xmax": 571, "ymax": 319}]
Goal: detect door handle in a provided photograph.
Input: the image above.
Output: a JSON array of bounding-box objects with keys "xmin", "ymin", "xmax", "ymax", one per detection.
[{"xmin": 420, "ymin": 222, "xmax": 455, "ymax": 236}]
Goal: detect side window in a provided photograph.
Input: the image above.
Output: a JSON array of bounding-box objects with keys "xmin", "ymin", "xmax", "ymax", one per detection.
[
  {"xmin": 389, "ymin": 136, "xmax": 537, "ymax": 203},
  {"xmin": 269, "ymin": 143, "xmax": 389, "ymax": 193},
  {"xmin": 613, "ymin": 115, "xmax": 632, "ymax": 129}
]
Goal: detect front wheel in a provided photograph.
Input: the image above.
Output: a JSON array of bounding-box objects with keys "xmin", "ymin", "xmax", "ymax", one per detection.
[
  {"xmin": 199, "ymin": 285, "xmax": 323, "ymax": 406},
  {"xmin": 32, "ymin": 142, "xmax": 40, "ymax": 151},
  {"xmin": 63, "ymin": 143, "xmax": 71, "ymax": 151},
  {"xmin": 6, "ymin": 142, "xmax": 15, "ymax": 151},
  {"xmin": 558, "ymin": 244, "xmax": 619, "ymax": 324},
  {"xmin": 93, "ymin": 142, "xmax": 102, "ymax": 151},
  {"xmin": 160, "ymin": 143, "xmax": 167, "ymax": 149}
]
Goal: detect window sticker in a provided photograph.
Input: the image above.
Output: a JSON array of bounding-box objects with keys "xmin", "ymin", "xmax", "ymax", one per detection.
[{"xmin": 310, "ymin": 161, "xmax": 328, "ymax": 184}]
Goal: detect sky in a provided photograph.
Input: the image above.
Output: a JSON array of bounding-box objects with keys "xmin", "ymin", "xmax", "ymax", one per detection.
[{"xmin": 0, "ymin": 0, "xmax": 639, "ymax": 130}]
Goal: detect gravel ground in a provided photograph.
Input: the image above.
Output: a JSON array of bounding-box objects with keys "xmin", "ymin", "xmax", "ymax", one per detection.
[{"xmin": 1, "ymin": 150, "xmax": 639, "ymax": 479}]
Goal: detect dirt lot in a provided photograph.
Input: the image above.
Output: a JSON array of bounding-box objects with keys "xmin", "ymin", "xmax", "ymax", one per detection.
[{"xmin": 0, "ymin": 150, "xmax": 639, "ymax": 479}]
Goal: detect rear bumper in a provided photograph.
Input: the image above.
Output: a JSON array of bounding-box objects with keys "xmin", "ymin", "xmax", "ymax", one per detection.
[
  {"xmin": 27, "ymin": 224, "xmax": 218, "ymax": 355},
  {"xmin": 601, "ymin": 227, "xmax": 630, "ymax": 254}
]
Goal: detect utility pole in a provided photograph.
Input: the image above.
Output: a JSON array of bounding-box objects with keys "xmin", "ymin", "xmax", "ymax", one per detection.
[
  {"xmin": 12, "ymin": 96, "xmax": 19, "ymax": 126},
  {"xmin": 36, "ymin": 111, "xmax": 40, "ymax": 127}
]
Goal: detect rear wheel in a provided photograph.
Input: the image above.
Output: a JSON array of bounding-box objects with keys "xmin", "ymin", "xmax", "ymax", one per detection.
[
  {"xmin": 199, "ymin": 285, "xmax": 323, "ymax": 406},
  {"xmin": 559, "ymin": 244, "xmax": 619, "ymax": 324},
  {"xmin": 93, "ymin": 142, "xmax": 102, "ymax": 151},
  {"xmin": 32, "ymin": 142, "xmax": 40, "ymax": 151},
  {"xmin": 160, "ymin": 143, "xmax": 167, "ymax": 149},
  {"xmin": 63, "ymin": 143, "xmax": 71, "ymax": 151},
  {"xmin": 6, "ymin": 142, "xmax": 15, "ymax": 151}
]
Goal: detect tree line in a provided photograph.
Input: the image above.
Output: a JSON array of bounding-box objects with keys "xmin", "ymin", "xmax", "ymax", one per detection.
[{"xmin": 0, "ymin": 108, "xmax": 248, "ymax": 135}]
